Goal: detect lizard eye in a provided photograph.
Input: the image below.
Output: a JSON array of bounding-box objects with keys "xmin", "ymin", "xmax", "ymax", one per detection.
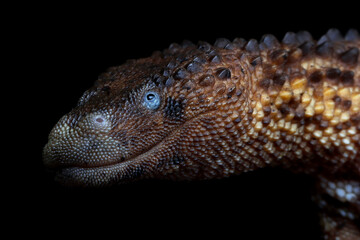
[{"xmin": 143, "ymin": 91, "xmax": 160, "ymax": 110}]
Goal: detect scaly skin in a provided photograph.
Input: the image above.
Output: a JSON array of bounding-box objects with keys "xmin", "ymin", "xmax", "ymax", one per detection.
[{"xmin": 43, "ymin": 29, "xmax": 360, "ymax": 239}]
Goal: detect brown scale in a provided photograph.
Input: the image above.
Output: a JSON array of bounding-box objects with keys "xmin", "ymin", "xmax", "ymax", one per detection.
[{"xmin": 43, "ymin": 29, "xmax": 360, "ymax": 239}]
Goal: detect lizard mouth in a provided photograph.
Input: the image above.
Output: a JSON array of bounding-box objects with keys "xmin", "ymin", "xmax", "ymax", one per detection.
[
  {"xmin": 43, "ymin": 122, "xmax": 181, "ymax": 187},
  {"xmin": 46, "ymin": 136, "xmax": 170, "ymax": 187},
  {"xmin": 43, "ymin": 109, "xmax": 215, "ymax": 187}
]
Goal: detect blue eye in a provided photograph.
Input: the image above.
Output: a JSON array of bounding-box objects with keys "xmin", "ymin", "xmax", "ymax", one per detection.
[{"xmin": 143, "ymin": 91, "xmax": 160, "ymax": 110}]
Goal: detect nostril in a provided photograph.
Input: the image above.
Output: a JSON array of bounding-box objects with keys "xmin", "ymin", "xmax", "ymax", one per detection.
[
  {"xmin": 95, "ymin": 117, "xmax": 104, "ymax": 123},
  {"xmin": 90, "ymin": 114, "xmax": 111, "ymax": 130}
]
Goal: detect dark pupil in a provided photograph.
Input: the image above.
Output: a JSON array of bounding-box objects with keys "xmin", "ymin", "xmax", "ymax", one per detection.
[{"xmin": 147, "ymin": 93, "xmax": 155, "ymax": 101}]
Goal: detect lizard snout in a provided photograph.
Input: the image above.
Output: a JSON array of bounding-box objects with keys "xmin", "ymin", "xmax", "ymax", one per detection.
[{"xmin": 43, "ymin": 112, "xmax": 126, "ymax": 170}]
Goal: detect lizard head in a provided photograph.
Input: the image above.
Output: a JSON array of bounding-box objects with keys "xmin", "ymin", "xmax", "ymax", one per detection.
[
  {"xmin": 43, "ymin": 59, "xmax": 185, "ymax": 186},
  {"xmin": 43, "ymin": 43, "xmax": 241, "ymax": 187}
]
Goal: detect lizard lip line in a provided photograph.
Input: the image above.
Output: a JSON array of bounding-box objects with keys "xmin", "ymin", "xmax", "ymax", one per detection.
[
  {"xmin": 49, "ymin": 141, "xmax": 159, "ymax": 172},
  {"xmin": 50, "ymin": 124, "xmax": 176, "ymax": 172},
  {"xmin": 50, "ymin": 109, "xmax": 217, "ymax": 172}
]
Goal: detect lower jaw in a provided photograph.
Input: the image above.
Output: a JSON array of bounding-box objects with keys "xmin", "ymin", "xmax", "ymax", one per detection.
[
  {"xmin": 52, "ymin": 159, "xmax": 143, "ymax": 187},
  {"xmin": 53, "ymin": 166, "xmax": 111, "ymax": 187}
]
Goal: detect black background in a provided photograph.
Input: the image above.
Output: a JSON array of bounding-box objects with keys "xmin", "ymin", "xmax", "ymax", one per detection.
[{"xmin": 13, "ymin": 2, "xmax": 359, "ymax": 239}]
